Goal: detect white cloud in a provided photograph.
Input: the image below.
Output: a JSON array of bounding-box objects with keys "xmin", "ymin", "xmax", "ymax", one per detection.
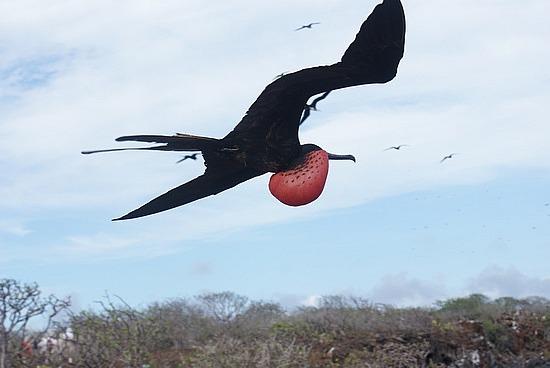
[
  {"xmin": 52, "ymin": 232, "xmax": 176, "ymax": 261},
  {"xmin": 301, "ymin": 295, "xmax": 322, "ymax": 307},
  {"xmin": 467, "ymin": 266, "xmax": 550, "ymax": 299},
  {"xmin": 282, "ymin": 268, "xmax": 550, "ymax": 308},
  {"xmin": 1, "ymin": 0, "xmax": 549, "ymax": 260},
  {"xmin": 0, "ymin": 219, "xmax": 31, "ymax": 237},
  {"xmin": 368, "ymin": 273, "xmax": 447, "ymax": 306},
  {"xmin": 364, "ymin": 267, "xmax": 550, "ymax": 307}
]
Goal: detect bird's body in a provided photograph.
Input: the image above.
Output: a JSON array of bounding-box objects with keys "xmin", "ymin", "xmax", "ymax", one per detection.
[
  {"xmin": 295, "ymin": 22, "xmax": 321, "ymax": 31},
  {"xmin": 440, "ymin": 153, "xmax": 457, "ymax": 163},
  {"xmin": 83, "ymin": 0, "xmax": 406, "ymax": 220},
  {"xmin": 384, "ymin": 144, "xmax": 408, "ymax": 151},
  {"xmin": 176, "ymin": 152, "xmax": 201, "ymax": 163},
  {"xmin": 300, "ymin": 91, "xmax": 331, "ymax": 125}
]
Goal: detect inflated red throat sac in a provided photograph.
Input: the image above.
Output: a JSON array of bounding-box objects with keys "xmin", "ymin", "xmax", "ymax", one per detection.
[{"xmin": 269, "ymin": 150, "xmax": 329, "ymax": 206}]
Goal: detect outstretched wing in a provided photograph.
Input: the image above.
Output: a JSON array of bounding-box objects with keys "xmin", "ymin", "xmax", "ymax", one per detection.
[
  {"xmin": 299, "ymin": 90, "xmax": 332, "ymax": 125},
  {"xmin": 225, "ymin": 0, "xmax": 405, "ymax": 142},
  {"xmin": 299, "ymin": 107, "xmax": 311, "ymax": 125},
  {"xmin": 113, "ymin": 167, "xmax": 263, "ymax": 220},
  {"xmin": 310, "ymin": 91, "xmax": 332, "ymax": 110},
  {"xmin": 82, "ymin": 134, "xmax": 221, "ymax": 155}
]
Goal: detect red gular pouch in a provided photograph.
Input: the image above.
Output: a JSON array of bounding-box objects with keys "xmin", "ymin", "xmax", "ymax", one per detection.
[{"xmin": 269, "ymin": 150, "xmax": 329, "ymax": 206}]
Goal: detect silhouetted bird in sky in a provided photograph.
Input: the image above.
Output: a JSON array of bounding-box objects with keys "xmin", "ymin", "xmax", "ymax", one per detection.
[
  {"xmin": 176, "ymin": 153, "xmax": 201, "ymax": 163},
  {"xmin": 82, "ymin": 0, "xmax": 406, "ymax": 220},
  {"xmin": 384, "ymin": 145, "xmax": 408, "ymax": 151},
  {"xmin": 300, "ymin": 91, "xmax": 331, "ymax": 125},
  {"xmin": 295, "ymin": 22, "xmax": 320, "ymax": 31},
  {"xmin": 440, "ymin": 153, "xmax": 457, "ymax": 163}
]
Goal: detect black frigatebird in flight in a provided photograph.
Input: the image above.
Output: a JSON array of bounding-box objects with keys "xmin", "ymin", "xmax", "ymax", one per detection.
[
  {"xmin": 300, "ymin": 91, "xmax": 331, "ymax": 125},
  {"xmin": 295, "ymin": 22, "xmax": 321, "ymax": 31},
  {"xmin": 440, "ymin": 153, "xmax": 457, "ymax": 163},
  {"xmin": 384, "ymin": 144, "xmax": 408, "ymax": 151},
  {"xmin": 176, "ymin": 153, "xmax": 201, "ymax": 163},
  {"xmin": 83, "ymin": 0, "xmax": 406, "ymax": 220}
]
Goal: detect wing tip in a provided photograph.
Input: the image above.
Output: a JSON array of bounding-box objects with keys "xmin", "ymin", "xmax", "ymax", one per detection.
[
  {"xmin": 81, "ymin": 149, "xmax": 109, "ymax": 155},
  {"xmin": 112, "ymin": 212, "xmax": 139, "ymax": 221},
  {"xmin": 115, "ymin": 135, "xmax": 151, "ymax": 142}
]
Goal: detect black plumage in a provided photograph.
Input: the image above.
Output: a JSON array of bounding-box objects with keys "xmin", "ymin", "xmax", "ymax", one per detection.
[
  {"xmin": 440, "ymin": 153, "xmax": 457, "ymax": 163},
  {"xmin": 295, "ymin": 22, "xmax": 321, "ymax": 31},
  {"xmin": 83, "ymin": 0, "xmax": 406, "ymax": 220},
  {"xmin": 176, "ymin": 153, "xmax": 201, "ymax": 163},
  {"xmin": 299, "ymin": 91, "xmax": 331, "ymax": 125},
  {"xmin": 384, "ymin": 144, "xmax": 408, "ymax": 151}
]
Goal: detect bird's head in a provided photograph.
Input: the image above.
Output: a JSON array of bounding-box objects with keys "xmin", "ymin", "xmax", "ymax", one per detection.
[{"xmin": 269, "ymin": 144, "xmax": 355, "ymax": 206}]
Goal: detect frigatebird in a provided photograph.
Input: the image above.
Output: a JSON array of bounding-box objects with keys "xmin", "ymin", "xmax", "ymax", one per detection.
[
  {"xmin": 384, "ymin": 144, "xmax": 408, "ymax": 151},
  {"xmin": 83, "ymin": 0, "xmax": 406, "ymax": 220},
  {"xmin": 440, "ymin": 153, "xmax": 457, "ymax": 163},
  {"xmin": 176, "ymin": 153, "xmax": 201, "ymax": 163},
  {"xmin": 295, "ymin": 22, "xmax": 321, "ymax": 31},
  {"xmin": 300, "ymin": 91, "xmax": 331, "ymax": 125}
]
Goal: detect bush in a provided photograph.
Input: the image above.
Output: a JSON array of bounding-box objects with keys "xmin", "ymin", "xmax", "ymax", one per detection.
[{"xmin": 3, "ymin": 280, "xmax": 550, "ymax": 367}]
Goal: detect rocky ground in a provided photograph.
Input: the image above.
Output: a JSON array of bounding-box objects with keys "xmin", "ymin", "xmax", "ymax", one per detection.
[{"xmin": 304, "ymin": 313, "xmax": 550, "ymax": 367}]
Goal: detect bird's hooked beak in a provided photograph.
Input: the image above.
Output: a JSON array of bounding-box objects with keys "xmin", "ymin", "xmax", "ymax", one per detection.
[{"xmin": 327, "ymin": 152, "xmax": 356, "ymax": 162}]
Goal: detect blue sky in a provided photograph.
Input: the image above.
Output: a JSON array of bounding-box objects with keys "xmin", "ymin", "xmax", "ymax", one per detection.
[{"xmin": 1, "ymin": 0, "xmax": 549, "ymax": 310}]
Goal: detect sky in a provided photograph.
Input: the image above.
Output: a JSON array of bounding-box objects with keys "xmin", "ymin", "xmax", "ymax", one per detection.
[{"xmin": 1, "ymin": 0, "xmax": 550, "ymax": 311}]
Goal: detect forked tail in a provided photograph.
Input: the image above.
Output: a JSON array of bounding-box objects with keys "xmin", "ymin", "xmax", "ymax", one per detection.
[{"xmin": 82, "ymin": 133, "xmax": 221, "ymax": 155}]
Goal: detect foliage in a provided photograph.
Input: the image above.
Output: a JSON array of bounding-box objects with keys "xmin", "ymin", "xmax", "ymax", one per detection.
[
  {"xmin": 435, "ymin": 293, "xmax": 491, "ymax": 318},
  {"xmin": 0, "ymin": 278, "xmax": 70, "ymax": 368},
  {"xmin": 69, "ymin": 294, "xmax": 165, "ymax": 368},
  {"xmin": 2, "ymin": 281, "xmax": 550, "ymax": 367}
]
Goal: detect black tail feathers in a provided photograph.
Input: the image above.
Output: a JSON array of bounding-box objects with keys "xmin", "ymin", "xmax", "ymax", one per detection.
[{"xmin": 82, "ymin": 133, "xmax": 221, "ymax": 155}]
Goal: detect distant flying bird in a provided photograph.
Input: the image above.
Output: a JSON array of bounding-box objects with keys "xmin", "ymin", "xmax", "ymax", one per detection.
[
  {"xmin": 440, "ymin": 153, "xmax": 457, "ymax": 163},
  {"xmin": 83, "ymin": 0, "xmax": 406, "ymax": 220},
  {"xmin": 384, "ymin": 145, "xmax": 408, "ymax": 151},
  {"xmin": 295, "ymin": 22, "xmax": 320, "ymax": 31},
  {"xmin": 300, "ymin": 91, "xmax": 331, "ymax": 125},
  {"xmin": 176, "ymin": 153, "xmax": 201, "ymax": 163}
]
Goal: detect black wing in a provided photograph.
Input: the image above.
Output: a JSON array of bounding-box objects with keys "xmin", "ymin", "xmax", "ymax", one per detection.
[
  {"xmin": 310, "ymin": 91, "xmax": 332, "ymax": 110},
  {"xmin": 116, "ymin": 134, "xmax": 220, "ymax": 150},
  {"xmin": 225, "ymin": 0, "xmax": 405, "ymax": 143},
  {"xmin": 299, "ymin": 91, "xmax": 331, "ymax": 125},
  {"xmin": 82, "ymin": 134, "xmax": 221, "ymax": 155},
  {"xmin": 299, "ymin": 106, "xmax": 312, "ymax": 125},
  {"xmin": 113, "ymin": 167, "xmax": 263, "ymax": 220}
]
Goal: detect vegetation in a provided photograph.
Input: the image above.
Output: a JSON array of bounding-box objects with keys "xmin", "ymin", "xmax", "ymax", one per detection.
[
  {"xmin": 2, "ymin": 279, "xmax": 550, "ymax": 367},
  {"xmin": 0, "ymin": 279, "xmax": 70, "ymax": 368}
]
